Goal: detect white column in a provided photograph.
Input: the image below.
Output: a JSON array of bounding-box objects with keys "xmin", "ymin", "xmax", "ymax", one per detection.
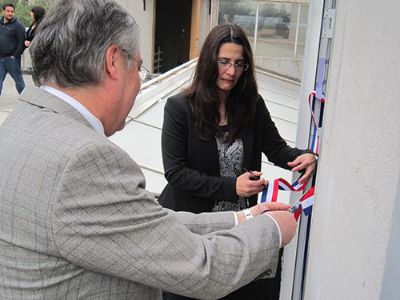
[{"xmin": 303, "ymin": 1, "xmax": 400, "ymax": 299}]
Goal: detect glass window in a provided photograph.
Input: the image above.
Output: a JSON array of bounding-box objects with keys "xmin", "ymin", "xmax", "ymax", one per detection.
[{"xmin": 218, "ymin": 0, "xmax": 309, "ymax": 81}]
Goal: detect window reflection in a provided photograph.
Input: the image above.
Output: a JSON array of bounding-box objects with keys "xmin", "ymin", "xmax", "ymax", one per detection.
[{"xmin": 218, "ymin": 0, "xmax": 309, "ymax": 81}]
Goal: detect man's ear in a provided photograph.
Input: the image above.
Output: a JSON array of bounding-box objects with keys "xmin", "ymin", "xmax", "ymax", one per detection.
[{"xmin": 105, "ymin": 45, "xmax": 120, "ymax": 80}]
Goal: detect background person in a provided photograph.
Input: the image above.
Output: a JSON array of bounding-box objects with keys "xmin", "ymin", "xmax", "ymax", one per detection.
[
  {"xmin": 0, "ymin": 3, "xmax": 26, "ymax": 95},
  {"xmin": 24, "ymin": 6, "xmax": 45, "ymax": 48},
  {"xmin": 0, "ymin": 1, "xmax": 297, "ymax": 299},
  {"xmin": 159, "ymin": 24, "xmax": 317, "ymax": 300}
]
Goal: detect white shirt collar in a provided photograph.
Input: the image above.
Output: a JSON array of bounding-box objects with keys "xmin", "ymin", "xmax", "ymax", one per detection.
[{"xmin": 41, "ymin": 85, "xmax": 105, "ymax": 136}]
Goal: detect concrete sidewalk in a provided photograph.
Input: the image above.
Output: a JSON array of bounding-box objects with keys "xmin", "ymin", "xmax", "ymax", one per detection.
[{"xmin": 0, "ymin": 74, "xmax": 34, "ymax": 125}]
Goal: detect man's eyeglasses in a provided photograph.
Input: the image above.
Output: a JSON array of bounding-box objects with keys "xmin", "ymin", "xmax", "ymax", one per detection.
[
  {"xmin": 217, "ymin": 59, "xmax": 249, "ymax": 72},
  {"xmin": 132, "ymin": 58, "xmax": 150, "ymax": 82},
  {"xmin": 121, "ymin": 48, "xmax": 151, "ymax": 82},
  {"xmin": 139, "ymin": 65, "xmax": 150, "ymax": 82}
]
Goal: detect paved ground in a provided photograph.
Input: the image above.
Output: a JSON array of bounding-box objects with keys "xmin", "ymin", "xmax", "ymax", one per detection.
[{"xmin": 0, "ymin": 74, "xmax": 34, "ymax": 125}]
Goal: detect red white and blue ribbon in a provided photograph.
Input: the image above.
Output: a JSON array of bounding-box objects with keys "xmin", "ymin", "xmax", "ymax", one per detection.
[
  {"xmin": 257, "ymin": 91, "xmax": 325, "ymax": 220},
  {"xmin": 308, "ymin": 91, "xmax": 325, "ymax": 155},
  {"xmin": 260, "ymin": 178, "xmax": 306, "ymax": 203},
  {"xmin": 292, "ymin": 187, "xmax": 315, "ymax": 221},
  {"xmin": 259, "ymin": 178, "xmax": 315, "ymax": 221}
]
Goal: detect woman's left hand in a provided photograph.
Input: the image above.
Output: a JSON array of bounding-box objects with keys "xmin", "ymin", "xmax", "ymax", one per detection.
[{"xmin": 287, "ymin": 153, "xmax": 317, "ymax": 184}]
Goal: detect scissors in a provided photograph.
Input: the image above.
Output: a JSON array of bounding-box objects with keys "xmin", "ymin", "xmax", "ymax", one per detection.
[{"xmin": 287, "ymin": 198, "xmax": 301, "ymax": 213}]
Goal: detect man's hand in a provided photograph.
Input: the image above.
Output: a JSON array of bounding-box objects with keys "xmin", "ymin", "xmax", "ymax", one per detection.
[
  {"xmin": 250, "ymin": 201, "xmax": 291, "ymax": 216},
  {"xmin": 236, "ymin": 202, "xmax": 297, "ymax": 247},
  {"xmin": 266, "ymin": 210, "xmax": 297, "ymax": 246},
  {"xmin": 236, "ymin": 202, "xmax": 291, "ymax": 223}
]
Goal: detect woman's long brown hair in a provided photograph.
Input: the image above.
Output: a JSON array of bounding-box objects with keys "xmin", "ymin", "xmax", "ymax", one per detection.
[{"xmin": 185, "ymin": 24, "xmax": 258, "ymax": 143}]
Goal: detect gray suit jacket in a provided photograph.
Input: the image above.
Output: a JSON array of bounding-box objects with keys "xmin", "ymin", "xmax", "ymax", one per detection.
[{"xmin": 0, "ymin": 87, "xmax": 279, "ymax": 299}]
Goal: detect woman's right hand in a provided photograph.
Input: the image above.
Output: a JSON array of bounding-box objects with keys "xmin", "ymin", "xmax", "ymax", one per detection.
[{"xmin": 236, "ymin": 171, "xmax": 266, "ymax": 197}]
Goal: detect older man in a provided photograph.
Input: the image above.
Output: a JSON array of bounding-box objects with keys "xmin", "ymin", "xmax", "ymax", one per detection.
[{"xmin": 0, "ymin": 0, "xmax": 297, "ymax": 299}]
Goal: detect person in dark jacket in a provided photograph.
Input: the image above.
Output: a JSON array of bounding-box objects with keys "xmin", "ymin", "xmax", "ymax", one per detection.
[
  {"xmin": 24, "ymin": 6, "xmax": 45, "ymax": 48},
  {"xmin": 159, "ymin": 24, "xmax": 317, "ymax": 300},
  {"xmin": 0, "ymin": 3, "xmax": 26, "ymax": 95}
]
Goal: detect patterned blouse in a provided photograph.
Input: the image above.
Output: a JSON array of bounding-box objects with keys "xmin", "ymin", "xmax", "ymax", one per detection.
[{"xmin": 213, "ymin": 126, "xmax": 248, "ymax": 212}]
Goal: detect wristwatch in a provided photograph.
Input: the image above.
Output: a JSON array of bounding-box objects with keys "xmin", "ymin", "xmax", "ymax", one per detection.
[{"xmin": 242, "ymin": 208, "xmax": 253, "ymax": 220}]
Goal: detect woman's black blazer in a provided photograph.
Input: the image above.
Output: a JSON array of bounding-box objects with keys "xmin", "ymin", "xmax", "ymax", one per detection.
[{"xmin": 158, "ymin": 92, "xmax": 308, "ymax": 213}]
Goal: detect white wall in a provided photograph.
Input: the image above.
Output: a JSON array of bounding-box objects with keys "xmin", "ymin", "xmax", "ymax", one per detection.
[
  {"xmin": 381, "ymin": 177, "xmax": 400, "ymax": 300},
  {"xmin": 117, "ymin": 0, "xmax": 155, "ymax": 71},
  {"xmin": 302, "ymin": 1, "xmax": 400, "ymax": 299}
]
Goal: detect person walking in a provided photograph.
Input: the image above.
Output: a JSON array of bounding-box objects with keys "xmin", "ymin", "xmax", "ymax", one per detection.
[{"xmin": 0, "ymin": 3, "xmax": 26, "ymax": 95}]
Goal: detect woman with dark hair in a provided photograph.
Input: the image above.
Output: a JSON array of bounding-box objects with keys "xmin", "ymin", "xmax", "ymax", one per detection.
[
  {"xmin": 24, "ymin": 6, "xmax": 45, "ymax": 48},
  {"xmin": 159, "ymin": 24, "xmax": 316, "ymax": 300}
]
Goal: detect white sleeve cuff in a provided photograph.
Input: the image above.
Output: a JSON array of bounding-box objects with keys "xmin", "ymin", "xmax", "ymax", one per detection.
[{"xmin": 233, "ymin": 212, "xmax": 239, "ymax": 226}]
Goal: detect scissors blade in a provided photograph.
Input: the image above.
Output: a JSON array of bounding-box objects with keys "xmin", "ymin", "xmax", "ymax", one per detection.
[{"xmin": 288, "ymin": 199, "xmax": 301, "ymax": 213}]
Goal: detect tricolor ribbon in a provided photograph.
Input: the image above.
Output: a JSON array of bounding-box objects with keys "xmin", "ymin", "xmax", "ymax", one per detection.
[
  {"xmin": 292, "ymin": 187, "xmax": 315, "ymax": 221},
  {"xmin": 257, "ymin": 91, "xmax": 325, "ymax": 220},
  {"xmin": 308, "ymin": 91, "xmax": 325, "ymax": 155},
  {"xmin": 259, "ymin": 178, "xmax": 315, "ymax": 221},
  {"xmin": 260, "ymin": 178, "xmax": 306, "ymax": 203}
]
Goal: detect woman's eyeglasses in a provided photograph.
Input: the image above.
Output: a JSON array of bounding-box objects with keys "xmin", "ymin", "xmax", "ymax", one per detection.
[{"xmin": 217, "ymin": 59, "xmax": 249, "ymax": 72}]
